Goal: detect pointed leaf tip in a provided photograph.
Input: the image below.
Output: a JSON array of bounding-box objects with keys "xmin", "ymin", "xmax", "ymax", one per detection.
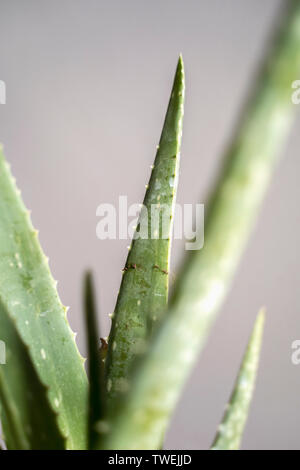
[
  {"xmin": 211, "ymin": 309, "xmax": 266, "ymax": 450},
  {"xmin": 83, "ymin": 271, "xmax": 105, "ymax": 449},
  {"xmin": 104, "ymin": 57, "xmax": 185, "ymax": 405}
]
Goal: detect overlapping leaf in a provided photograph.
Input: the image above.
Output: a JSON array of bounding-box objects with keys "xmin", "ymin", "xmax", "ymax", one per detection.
[
  {"xmin": 0, "ymin": 296, "xmax": 66, "ymax": 449},
  {"xmin": 0, "ymin": 146, "xmax": 88, "ymax": 449},
  {"xmin": 83, "ymin": 272, "xmax": 105, "ymax": 449},
  {"xmin": 105, "ymin": 56, "xmax": 185, "ymax": 402},
  {"xmin": 98, "ymin": 1, "xmax": 300, "ymax": 449}
]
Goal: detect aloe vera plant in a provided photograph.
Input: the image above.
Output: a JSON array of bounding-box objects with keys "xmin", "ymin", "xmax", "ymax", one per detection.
[{"xmin": 0, "ymin": 0, "xmax": 299, "ymax": 450}]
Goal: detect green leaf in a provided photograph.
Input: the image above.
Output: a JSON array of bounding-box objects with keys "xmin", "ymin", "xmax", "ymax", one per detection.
[
  {"xmin": 98, "ymin": 1, "xmax": 300, "ymax": 450},
  {"xmin": 0, "ymin": 146, "xmax": 88, "ymax": 449},
  {"xmin": 105, "ymin": 56, "xmax": 185, "ymax": 402},
  {"xmin": 83, "ymin": 271, "xmax": 105, "ymax": 449},
  {"xmin": 0, "ymin": 297, "xmax": 66, "ymax": 449},
  {"xmin": 211, "ymin": 310, "xmax": 265, "ymax": 450}
]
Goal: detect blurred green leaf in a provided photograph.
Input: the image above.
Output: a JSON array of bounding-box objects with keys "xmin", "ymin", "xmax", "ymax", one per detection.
[
  {"xmin": 83, "ymin": 271, "xmax": 105, "ymax": 449},
  {"xmin": 211, "ymin": 310, "xmax": 265, "ymax": 450},
  {"xmin": 98, "ymin": 1, "xmax": 300, "ymax": 449}
]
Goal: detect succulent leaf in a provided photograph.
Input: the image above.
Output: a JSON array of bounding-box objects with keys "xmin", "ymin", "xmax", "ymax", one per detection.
[
  {"xmin": 211, "ymin": 310, "xmax": 265, "ymax": 450},
  {"xmin": 0, "ymin": 297, "xmax": 66, "ymax": 449},
  {"xmin": 98, "ymin": 2, "xmax": 300, "ymax": 450},
  {"xmin": 83, "ymin": 271, "xmax": 105, "ymax": 449},
  {"xmin": 105, "ymin": 56, "xmax": 185, "ymax": 402},
  {"xmin": 0, "ymin": 146, "xmax": 88, "ymax": 449}
]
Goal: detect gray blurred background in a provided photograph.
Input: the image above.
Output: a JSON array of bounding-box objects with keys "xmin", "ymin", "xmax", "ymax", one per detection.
[{"xmin": 0, "ymin": 0, "xmax": 299, "ymax": 450}]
